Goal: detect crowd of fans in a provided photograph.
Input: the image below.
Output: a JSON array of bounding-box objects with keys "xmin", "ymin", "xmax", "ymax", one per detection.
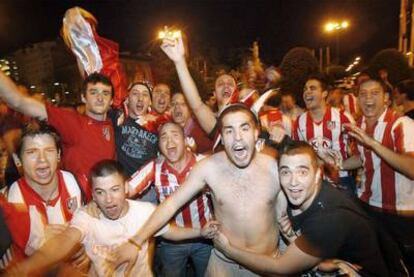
[{"xmin": 0, "ymin": 32, "xmax": 413, "ymax": 277}]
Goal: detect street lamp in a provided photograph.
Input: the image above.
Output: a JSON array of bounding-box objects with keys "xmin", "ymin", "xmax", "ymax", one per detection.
[
  {"xmin": 324, "ymin": 20, "xmax": 349, "ymax": 64},
  {"xmin": 158, "ymin": 26, "xmax": 181, "ymax": 40}
]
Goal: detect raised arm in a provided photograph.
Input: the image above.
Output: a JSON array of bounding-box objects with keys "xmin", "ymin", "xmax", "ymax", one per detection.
[
  {"xmin": 7, "ymin": 227, "xmax": 82, "ymax": 276},
  {"xmin": 132, "ymin": 160, "xmax": 208, "ymax": 245},
  {"xmin": 161, "ymin": 37, "xmax": 217, "ymax": 134},
  {"xmin": 111, "ymin": 159, "xmax": 210, "ymax": 271},
  {"xmin": 0, "ymin": 71, "xmax": 47, "ymax": 120}
]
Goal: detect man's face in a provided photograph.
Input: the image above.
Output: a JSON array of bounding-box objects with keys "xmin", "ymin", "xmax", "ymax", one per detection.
[
  {"xmin": 127, "ymin": 84, "xmax": 151, "ymax": 118},
  {"xmin": 303, "ymin": 79, "xmax": 327, "ymax": 110},
  {"xmin": 18, "ymin": 134, "xmax": 60, "ymax": 187},
  {"xmin": 152, "ymin": 84, "xmax": 171, "ymax": 114},
  {"xmin": 171, "ymin": 94, "xmax": 191, "ymax": 127},
  {"xmin": 358, "ymin": 81, "xmax": 388, "ymax": 120},
  {"xmin": 82, "ymin": 82, "xmax": 113, "ymax": 116},
  {"xmin": 215, "ymin": 74, "xmax": 236, "ymax": 108},
  {"xmin": 281, "ymin": 95, "xmax": 295, "ymax": 111},
  {"xmin": 221, "ymin": 111, "xmax": 258, "ymax": 168},
  {"xmin": 92, "ymin": 172, "xmax": 128, "ymax": 220},
  {"xmin": 279, "ymin": 153, "xmax": 320, "ymax": 210},
  {"xmin": 159, "ymin": 123, "xmax": 186, "ymax": 164}
]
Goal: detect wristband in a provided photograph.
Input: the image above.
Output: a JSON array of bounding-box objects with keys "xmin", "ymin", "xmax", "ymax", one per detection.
[{"xmin": 128, "ymin": 238, "xmax": 142, "ymax": 250}]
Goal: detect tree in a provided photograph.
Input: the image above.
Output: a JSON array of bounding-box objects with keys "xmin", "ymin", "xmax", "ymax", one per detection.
[{"xmin": 279, "ymin": 47, "xmax": 320, "ymax": 107}]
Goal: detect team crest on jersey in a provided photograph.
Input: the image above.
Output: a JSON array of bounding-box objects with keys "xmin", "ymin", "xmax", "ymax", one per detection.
[
  {"xmin": 327, "ymin": 120, "xmax": 336, "ymax": 130},
  {"xmin": 309, "ymin": 137, "xmax": 332, "ymax": 151},
  {"xmin": 66, "ymin": 197, "xmax": 78, "ymax": 214},
  {"xmin": 102, "ymin": 126, "xmax": 111, "ymax": 141}
]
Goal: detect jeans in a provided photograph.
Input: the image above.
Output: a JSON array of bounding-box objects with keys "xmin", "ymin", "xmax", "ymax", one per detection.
[{"xmin": 157, "ymin": 239, "xmax": 212, "ymax": 277}]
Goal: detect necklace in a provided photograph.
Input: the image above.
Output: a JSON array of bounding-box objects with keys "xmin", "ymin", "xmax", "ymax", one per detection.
[{"xmin": 44, "ymin": 184, "xmax": 59, "ymax": 206}]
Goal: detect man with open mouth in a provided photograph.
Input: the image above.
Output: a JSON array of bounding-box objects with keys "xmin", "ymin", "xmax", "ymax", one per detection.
[
  {"xmin": 3, "ymin": 123, "xmax": 84, "ymax": 274},
  {"xmin": 7, "ymin": 160, "xmax": 212, "ymax": 276},
  {"xmin": 210, "ymin": 141, "xmax": 390, "ymax": 276},
  {"xmin": 335, "ymin": 78, "xmax": 414, "ymax": 274},
  {"xmin": 128, "ymin": 122, "xmax": 213, "ymax": 277},
  {"xmin": 112, "ymin": 104, "xmax": 282, "ymax": 277},
  {"xmin": 294, "ymin": 74, "xmax": 356, "ymax": 197}
]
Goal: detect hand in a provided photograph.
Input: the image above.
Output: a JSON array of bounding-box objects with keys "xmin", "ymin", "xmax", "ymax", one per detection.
[
  {"xmin": 317, "ymin": 259, "xmax": 361, "ymax": 277},
  {"xmin": 44, "ymin": 224, "xmax": 67, "ymax": 241},
  {"xmin": 278, "ymin": 215, "xmax": 297, "ymax": 242},
  {"xmin": 70, "ymin": 245, "xmax": 90, "ymax": 272},
  {"xmin": 343, "ymin": 123, "xmax": 376, "ymax": 148},
  {"xmin": 268, "ymin": 123, "xmax": 286, "ymax": 144},
  {"xmin": 160, "ymin": 36, "xmax": 186, "ymax": 63},
  {"xmin": 5, "ymin": 264, "xmax": 29, "ymax": 277},
  {"xmin": 317, "ymin": 148, "xmax": 343, "ymax": 169},
  {"xmin": 82, "ymin": 200, "xmax": 101, "ymax": 219},
  {"xmin": 212, "ymin": 232, "xmax": 231, "ymax": 254},
  {"xmin": 201, "ymin": 220, "xmax": 221, "ymax": 239},
  {"xmin": 107, "ymin": 241, "xmax": 141, "ymax": 276}
]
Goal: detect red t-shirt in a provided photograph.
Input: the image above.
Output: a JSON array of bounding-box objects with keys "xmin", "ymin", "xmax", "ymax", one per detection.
[{"xmin": 46, "ymin": 105, "xmax": 115, "ymax": 198}]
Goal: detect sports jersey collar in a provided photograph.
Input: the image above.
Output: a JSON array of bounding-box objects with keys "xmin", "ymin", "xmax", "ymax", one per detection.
[
  {"xmin": 307, "ymin": 106, "xmax": 331, "ymax": 125},
  {"xmin": 18, "ymin": 170, "xmax": 66, "ymax": 207},
  {"xmin": 161, "ymin": 151, "xmax": 197, "ymax": 178},
  {"xmin": 85, "ymin": 114, "xmax": 111, "ymax": 125},
  {"xmin": 360, "ymin": 108, "xmax": 395, "ymax": 126}
]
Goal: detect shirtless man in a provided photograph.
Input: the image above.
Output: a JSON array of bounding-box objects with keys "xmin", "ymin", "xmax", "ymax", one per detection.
[{"xmin": 115, "ymin": 104, "xmax": 281, "ymax": 276}]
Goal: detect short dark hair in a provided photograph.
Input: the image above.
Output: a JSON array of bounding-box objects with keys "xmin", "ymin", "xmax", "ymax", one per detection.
[
  {"xmin": 306, "ymin": 73, "xmax": 329, "ymax": 92},
  {"xmin": 158, "ymin": 122, "xmax": 185, "ymax": 138},
  {"xmin": 128, "ymin": 81, "xmax": 153, "ymax": 99},
  {"xmin": 217, "ymin": 103, "xmax": 259, "ymax": 131},
  {"xmin": 278, "ymin": 140, "xmax": 318, "ymax": 169},
  {"xmin": 396, "ymin": 79, "xmax": 414, "ymax": 101},
  {"xmin": 358, "ymin": 78, "xmax": 389, "ymax": 95},
  {"xmin": 17, "ymin": 122, "xmax": 61, "ymax": 159},
  {"xmin": 82, "ymin": 72, "xmax": 114, "ymax": 98},
  {"xmin": 89, "ymin": 160, "xmax": 126, "ymax": 185}
]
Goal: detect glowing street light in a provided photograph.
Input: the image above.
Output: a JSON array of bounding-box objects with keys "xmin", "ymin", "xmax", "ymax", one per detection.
[
  {"xmin": 158, "ymin": 26, "xmax": 181, "ymax": 40},
  {"xmin": 324, "ymin": 20, "xmax": 350, "ymax": 64},
  {"xmin": 324, "ymin": 20, "xmax": 349, "ymax": 32}
]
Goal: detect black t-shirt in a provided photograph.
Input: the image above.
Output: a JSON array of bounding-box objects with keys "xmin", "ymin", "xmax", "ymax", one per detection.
[
  {"xmin": 405, "ymin": 109, "xmax": 414, "ymax": 120},
  {"xmin": 0, "ymin": 207, "xmax": 11, "ymax": 257},
  {"xmin": 109, "ymin": 110, "xmax": 159, "ymax": 176},
  {"xmin": 288, "ymin": 184, "xmax": 388, "ymax": 277}
]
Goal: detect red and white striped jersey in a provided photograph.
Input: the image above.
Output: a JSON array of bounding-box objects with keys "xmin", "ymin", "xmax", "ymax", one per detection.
[
  {"xmin": 294, "ymin": 107, "xmax": 356, "ymax": 177},
  {"xmin": 128, "ymin": 151, "xmax": 212, "ymax": 229},
  {"xmin": 343, "ymin": 93, "xmax": 359, "ymax": 116},
  {"xmin": 5, "ymin": 170, "xmax": 81, "ymax": 261},
  {"xmin": 259, "ymin": 109, "xmax": 293, "ymax": 138},
  {"xmin": 357, "ymin": 109, "xmax": 414, "ymax": 212}
]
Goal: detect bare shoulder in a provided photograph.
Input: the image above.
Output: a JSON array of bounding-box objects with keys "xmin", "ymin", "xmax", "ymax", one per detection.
[{"xmin": 255, "ymin": 152, "xmax": 279, "ymax": 170}]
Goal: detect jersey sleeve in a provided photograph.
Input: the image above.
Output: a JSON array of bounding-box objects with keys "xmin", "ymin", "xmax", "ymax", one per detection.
[
  {"xmin": 392, "ymin": 116, "xmax": 414, "ymax": 154},
  {"xmin": 46, "ymin": 104, "xmax": 81, "ymax": 145},
  {"xmin": 128, "ymin": 160, "xmax": 156, "ymax": 198}
]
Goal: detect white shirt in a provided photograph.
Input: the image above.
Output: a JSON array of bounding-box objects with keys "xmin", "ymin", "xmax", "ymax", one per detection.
[{"xmin": 71, "ymin": 200, "xmax": 169, "ymax": 277}]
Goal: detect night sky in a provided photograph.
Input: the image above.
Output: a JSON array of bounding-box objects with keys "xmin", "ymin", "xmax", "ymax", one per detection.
[{"xmin": 0, "ymin": 0, "xmax": 401, "ymax": 67}]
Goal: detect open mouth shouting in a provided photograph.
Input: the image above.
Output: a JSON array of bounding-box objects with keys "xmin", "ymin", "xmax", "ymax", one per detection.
[
  {"xmin": 232, "ymin": 144, "xmax": 248, "ymax": 160},
  {"xmin": 35, "ymin": 166, "xmax": 52, "ymax": 180},
  {"xmin": 304, "ymin": 95, "xmax": 315, "ymax": 105},
  {"xmin": 287, "ymin": 187, "xmax": 303, "ymax": 201}
]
